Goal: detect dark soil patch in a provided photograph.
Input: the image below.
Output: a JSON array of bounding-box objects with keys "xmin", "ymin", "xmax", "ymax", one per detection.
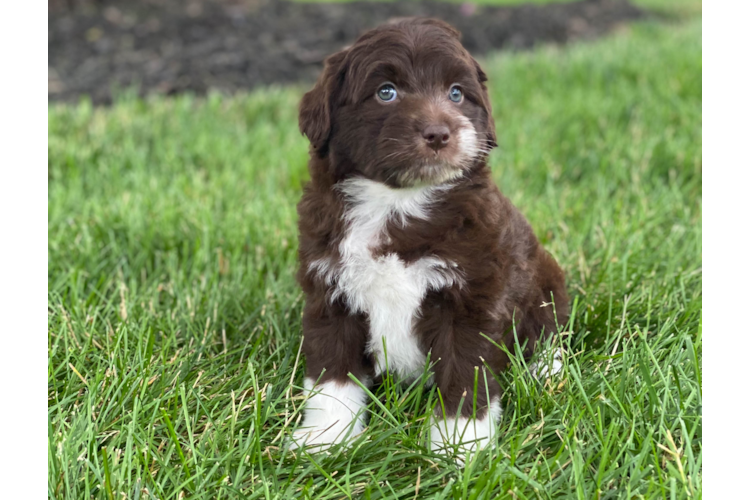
[{"xmin": 49, "ymin": 0, "xmax": 644, "ymax": 103}]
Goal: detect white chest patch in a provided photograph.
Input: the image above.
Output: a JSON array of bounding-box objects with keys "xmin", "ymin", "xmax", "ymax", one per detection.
[{"xmin": 311, "ymin": 178, "xmax": 463, "ymax": 378}]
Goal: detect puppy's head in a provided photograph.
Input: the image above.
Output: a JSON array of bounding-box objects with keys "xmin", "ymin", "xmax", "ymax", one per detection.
[{"xmin": 300, "ymin": 18, "xmax": 496, "ymax": 187}]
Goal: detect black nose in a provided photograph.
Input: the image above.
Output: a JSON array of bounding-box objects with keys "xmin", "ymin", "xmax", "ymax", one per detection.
[{"xmin": 422, "ymin": 124, "xmax": 450, "ymax": 151}]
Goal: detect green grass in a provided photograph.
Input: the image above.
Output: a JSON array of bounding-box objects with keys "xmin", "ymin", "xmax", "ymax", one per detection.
[{"xmin": 48, "ymin": 14, "xmax": 702, "ymax": 500}]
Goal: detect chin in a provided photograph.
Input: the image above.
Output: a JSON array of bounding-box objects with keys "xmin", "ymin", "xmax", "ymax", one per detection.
[{"xmin": 396, "ymin": 162, "xmax": 467, "ymax": 188}]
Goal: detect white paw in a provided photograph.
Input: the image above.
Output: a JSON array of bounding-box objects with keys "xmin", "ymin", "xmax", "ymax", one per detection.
[
  {"xmin": 288, "ymin": 378, "xmax": 368, "ymax": 452},
  {"xmin": 429, "ymin": 398, "xmax": 502, "ymax": 466},
  {"xmin": 529, "ymin": 347, "xmax": 564, "ymax": 380}
]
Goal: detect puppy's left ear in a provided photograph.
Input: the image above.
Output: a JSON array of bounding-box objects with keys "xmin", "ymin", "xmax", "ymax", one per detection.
[{"xmin": 473, "ymin": 58, "xmax": 497, "ymax": 149}]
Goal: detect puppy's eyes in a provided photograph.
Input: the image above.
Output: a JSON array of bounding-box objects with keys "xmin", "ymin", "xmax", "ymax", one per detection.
[
  {"xmin": 377, "ymin": 84, "xmax": 398, "ymax": 102},
  {"xmin": 449, "ymin": 85, "xmax": 463, "ymax": 103}
]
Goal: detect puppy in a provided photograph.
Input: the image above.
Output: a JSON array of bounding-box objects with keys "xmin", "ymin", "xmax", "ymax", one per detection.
[{"xmin": 291, "ymin": 18, "xmax": 569, "ymax": 460}]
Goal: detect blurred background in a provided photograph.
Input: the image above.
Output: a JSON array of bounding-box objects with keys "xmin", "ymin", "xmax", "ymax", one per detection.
[{"xmin": 49, "ymin": 0, "xmax": 646, "ymax": 103}]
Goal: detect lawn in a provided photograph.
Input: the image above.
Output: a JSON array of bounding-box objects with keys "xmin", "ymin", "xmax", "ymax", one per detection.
[{"xmin": 48, "ymin": 10, "xmax": 702, "ymax": 500}]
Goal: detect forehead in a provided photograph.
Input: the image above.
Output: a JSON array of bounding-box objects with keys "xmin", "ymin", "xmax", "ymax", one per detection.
[{"xmin": 345, "ymin": 24, "xmax": 474, "ymax": 93}]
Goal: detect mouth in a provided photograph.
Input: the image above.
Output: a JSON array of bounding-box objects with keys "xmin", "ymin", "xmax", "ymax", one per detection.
[
  {"xmin": 374, "ymin": 119, "xmax": 481, "ymax": 187},
  {"xmin": 400, "ymin": 125, "xmax": 480, "ymax": 186}
]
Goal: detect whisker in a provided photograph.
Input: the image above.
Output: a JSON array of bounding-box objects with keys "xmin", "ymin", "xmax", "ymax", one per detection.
[{"xmin": 381, "ymin": 151, "xmax": 408, "ymax": 162}]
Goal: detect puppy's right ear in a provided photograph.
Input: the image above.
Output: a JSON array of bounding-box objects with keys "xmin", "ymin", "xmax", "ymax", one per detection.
[{"xmin": 299, "ymin": 49, "xmax": 348, "ymax": 153}]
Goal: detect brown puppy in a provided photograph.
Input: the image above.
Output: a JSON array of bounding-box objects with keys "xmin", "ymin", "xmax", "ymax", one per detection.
[{"xmin": 291, "ymin": 18, "xmax": 568, "ymax": 460}]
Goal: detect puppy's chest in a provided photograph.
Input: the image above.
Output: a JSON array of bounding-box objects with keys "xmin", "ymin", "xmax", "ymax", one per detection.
[{"xmin": 314, "ymin": 179, "xmax": 464, "ymax": 377}]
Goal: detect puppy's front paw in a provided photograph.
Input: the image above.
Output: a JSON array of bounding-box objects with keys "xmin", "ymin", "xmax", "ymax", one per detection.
[
  {"xmin": 429, "ymin": 398, "xmax": 502, "ymax": 466},
  {"xmin": 288, "ymin": 378, "xmax": 368, "ymax": 453},
  {"xmin": 529, "ymin": 347, "xmax": 564, "ymax": 380}
]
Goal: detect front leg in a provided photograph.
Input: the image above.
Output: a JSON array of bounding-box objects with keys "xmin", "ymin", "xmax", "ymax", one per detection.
[
  {"xmin": 290, "ymin": 299, "xmax": 374, "ymax": 451},
  {"xmin": 427, "ymin": 324, "xmax": 503, "ymax": 464},
  {"xmin": 429, "ymin": 374, "xmax": 502, "ymax": 464}
]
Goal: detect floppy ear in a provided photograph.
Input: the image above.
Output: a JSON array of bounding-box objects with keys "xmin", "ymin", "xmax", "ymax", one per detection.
[
  {"xmin": 299, "ymin": 49, "xmax": 348, "ymax": 153},
  {"xmin": 473, "ymin": 58, "xmax": 497, "ymax": 149}
]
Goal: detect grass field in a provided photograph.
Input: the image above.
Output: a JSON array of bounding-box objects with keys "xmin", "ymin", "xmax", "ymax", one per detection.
[{"xmin": 48, "ymin": 8, "xmax": 702, "ymax": 500}]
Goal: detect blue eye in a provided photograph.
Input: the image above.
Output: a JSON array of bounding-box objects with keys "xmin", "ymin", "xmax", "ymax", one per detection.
[
  {"xmin": 449, "ymin": 85, "xmax": 463, "ymax": 103},
  {"xmin": 377, "ymin": 84, "xmax": 397, "ymax": 102}
]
